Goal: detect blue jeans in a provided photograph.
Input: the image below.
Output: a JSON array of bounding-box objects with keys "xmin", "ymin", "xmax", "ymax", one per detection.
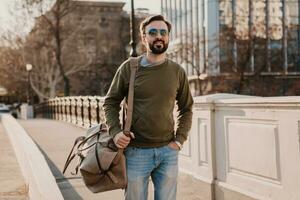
[{"xmin": 124, "ymin": 145, "xmax": 179, "ymax": 200}]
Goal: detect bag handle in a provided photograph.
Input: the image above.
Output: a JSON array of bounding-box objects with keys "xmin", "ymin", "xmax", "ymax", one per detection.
[
  {"xmin": 63, "ymin": 124, "xmax": 107, "ymax": 174},
  {"xmin": 62, "ymin": 135, "xmax": 86, "ymax": 174}
]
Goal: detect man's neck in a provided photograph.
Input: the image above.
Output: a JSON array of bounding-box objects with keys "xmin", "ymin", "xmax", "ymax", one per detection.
[{"xmin": 145, "ymin": 52, "xmax": 166, "ymax": 64}]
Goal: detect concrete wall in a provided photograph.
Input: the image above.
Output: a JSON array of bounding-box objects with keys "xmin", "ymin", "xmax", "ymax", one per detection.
[{"xmin": 179, "ymin": 93, "xmax": 300, "ymax": 200}]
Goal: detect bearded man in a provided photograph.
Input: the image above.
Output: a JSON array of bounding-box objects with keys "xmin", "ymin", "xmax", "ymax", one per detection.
[{"xmin": 103, "ymin": 15, "xmax": 194, "ymax": 200}]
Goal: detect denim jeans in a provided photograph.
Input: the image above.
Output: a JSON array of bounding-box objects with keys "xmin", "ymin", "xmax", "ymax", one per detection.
[{"xmin": 124, "ymin": 145, "xmax": 179, "ymax": 200}]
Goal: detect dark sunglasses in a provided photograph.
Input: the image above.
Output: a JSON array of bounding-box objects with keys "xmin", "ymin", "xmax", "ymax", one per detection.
[{"xmin": 146, "ymin": 28, "xmax": 168, "ymax": 37}]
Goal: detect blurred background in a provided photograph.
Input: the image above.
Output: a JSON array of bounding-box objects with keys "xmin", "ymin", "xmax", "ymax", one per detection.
[{"xmin": 0, "ymin": 0, "xmax": 299, "ymax": 116}]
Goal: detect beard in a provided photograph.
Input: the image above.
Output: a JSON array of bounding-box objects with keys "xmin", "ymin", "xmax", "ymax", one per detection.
[{"xmin": 149, "ymin": 39, "xmax": 169, "ymax": 54}]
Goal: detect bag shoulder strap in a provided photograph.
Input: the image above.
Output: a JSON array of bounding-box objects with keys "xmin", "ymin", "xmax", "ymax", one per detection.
[{"xmin": 123, "ymin": 57, "xmax": 139, "ymax": 135}]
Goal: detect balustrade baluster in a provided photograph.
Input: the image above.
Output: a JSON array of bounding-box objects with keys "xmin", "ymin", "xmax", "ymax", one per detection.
[
  {"xmin": 82, "ymin": 97, "xmax": 91, "ymax": 128},
  {"xmin": 90, "ymin": 96, "xmax": 99, "ymax": 126},
  {"xmin": 70, "ymin": 98, "xmax": 77, "ymax": 125},
  {"xmin": 76, "ymin": 97, "xmax": 84, "ymax": 127}
]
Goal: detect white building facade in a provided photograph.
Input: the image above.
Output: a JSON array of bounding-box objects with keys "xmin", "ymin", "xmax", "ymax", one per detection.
[{"xmin": 161, "ymin": 0, "xmax": 300, "ymax": 96}]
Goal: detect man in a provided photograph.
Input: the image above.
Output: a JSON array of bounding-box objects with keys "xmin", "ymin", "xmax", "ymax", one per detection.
[{"xmin": 103, "ymin": 15, "xmax": 193, "ymax": 200}]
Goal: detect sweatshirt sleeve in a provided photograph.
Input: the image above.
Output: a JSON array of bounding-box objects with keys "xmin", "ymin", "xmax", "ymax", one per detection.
[
  {"xmin": 103, "ymin": 66, "xmax": 127, "ymax": 138},
  {"xmin": 175, "ymin": 69, "xmax": 194, "ymax": 144}
]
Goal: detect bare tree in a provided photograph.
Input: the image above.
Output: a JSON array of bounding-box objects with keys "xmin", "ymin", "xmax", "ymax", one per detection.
[
  {"xmin": 1, "ymin": 0, "xmax": 147, "ymax": 102},
  {"xmin": 177, "ymin": 34, "xmax": 219, "ymax": 96},
  {"xmin": 21, "ymin": 0, "xmax": 94, "ymax": 101},
  {"xmin": 0, "ymin": 38, "xmax": 27, "ymax": 101}
]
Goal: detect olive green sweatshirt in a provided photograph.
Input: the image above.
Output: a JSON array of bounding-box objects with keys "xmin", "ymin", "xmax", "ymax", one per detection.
[{"xmin": 103, "ymin": 57, "xmax": 194, "ymax": 147}]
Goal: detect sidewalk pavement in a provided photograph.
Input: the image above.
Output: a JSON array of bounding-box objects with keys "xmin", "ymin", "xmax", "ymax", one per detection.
[
  {"xmin": 18, "ymin": 119, "xmax": 204, "ymax": 200},
  {"xmin": 0, "ymin": 122, "xmax": 28, "ymax": 200}
]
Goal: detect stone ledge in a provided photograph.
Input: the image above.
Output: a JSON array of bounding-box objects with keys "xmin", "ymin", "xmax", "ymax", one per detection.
[{"xmin": 1, "ymin": 114, "xmax": 64, "ymax": 200}]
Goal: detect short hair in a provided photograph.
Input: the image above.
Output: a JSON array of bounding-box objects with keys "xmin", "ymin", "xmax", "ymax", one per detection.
[{"xmin": 139, "ymin": 15, "xmax": 172, "ymax": 35}]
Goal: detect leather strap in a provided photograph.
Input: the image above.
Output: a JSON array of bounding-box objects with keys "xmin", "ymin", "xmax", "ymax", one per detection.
[
  {"xmin": 123, "ymin": 57, "xmax": 139, "ymax": 136},
  {"xmin": 62, "ymin": 135, "xmax": 86, "ymax": 174},
  {"xmin": 115, "ymin": 57, "xmax": 139, "ymax": 157}
]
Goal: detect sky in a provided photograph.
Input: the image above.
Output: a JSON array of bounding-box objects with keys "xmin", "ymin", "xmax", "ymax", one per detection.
[
  {"xmin": 82, "ymin": 0, "xmax": 161, "ymax": 13},
  {"xmin": 0, "ymin": 0, "xmax": 161, "ymax": 25},
  {"xmin": 0, "ymin": 0, "xmax": 10, "ymax": 24},
  {"xmin": 123, "ymin": 0, "xmax": 161, "ymax": 13},
  {"xmin": 0, "ymin": 0, "xmax": 160, "ymax": 36}
]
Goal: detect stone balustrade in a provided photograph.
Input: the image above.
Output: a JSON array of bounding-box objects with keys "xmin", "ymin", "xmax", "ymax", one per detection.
[
  {"xmin": 33, "ymin": 94, "xmax": 300, "ymax": 200},
  {"xmin": 34, "ymin": 96, "xmax": 107, "ymax": 128}
]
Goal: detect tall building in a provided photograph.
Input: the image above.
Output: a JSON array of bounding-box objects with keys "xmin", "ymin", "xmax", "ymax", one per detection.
[
  {"xmin": 25, "ymin": 1, "xmax": 146, "ymax": 100},
  {"xmin": 162, "ymin": 0, "xmax": 300, "ymax": 96}
]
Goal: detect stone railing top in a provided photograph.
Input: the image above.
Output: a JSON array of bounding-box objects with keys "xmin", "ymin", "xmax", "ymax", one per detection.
[
  {"xmin": 217, "ymin": 96, "xmax": 300, "ymax": 105},
  {"xmin": 193, "ymin": 93, "xmax": 256, "ymax": 103},
  {"xmin": 49, "ymin": 96, "xmax": 105, "ymax": 100},
  {"xmin": 194, "ymin": 93, "xmax": 300, "ymax": 108},
  {"xmin": 48, "ymin": 94, "xmax": 300, "ymax": 108}
]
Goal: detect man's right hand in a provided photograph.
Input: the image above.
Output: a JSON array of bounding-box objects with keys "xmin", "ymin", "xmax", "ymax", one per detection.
[{"xmin": 113, "ymin": 131, "xmax": 135, "ymax": 149}]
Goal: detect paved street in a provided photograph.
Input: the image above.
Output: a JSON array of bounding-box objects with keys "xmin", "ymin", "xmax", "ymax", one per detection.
[{"xmin": 18, "ymin": 119, "xmax": 204, "ymax": 200}]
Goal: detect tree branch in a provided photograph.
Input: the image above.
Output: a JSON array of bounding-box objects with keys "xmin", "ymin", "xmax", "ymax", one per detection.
[{"xmin": 30, "ymin": 76, "xmax": 50, "ymax": 99}]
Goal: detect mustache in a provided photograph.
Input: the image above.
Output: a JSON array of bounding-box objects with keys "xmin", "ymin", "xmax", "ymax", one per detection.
[{"xmin": 153, "ymin": 39, "xmax": 165, "ymax": 44}]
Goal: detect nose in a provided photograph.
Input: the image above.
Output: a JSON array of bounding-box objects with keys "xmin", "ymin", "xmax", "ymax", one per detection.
[
  {"xmin": 155, "ymin": 33, "xmax": 163, "ymax": 39},
  {"xmin": 153, "ymin": 30, "xmax": 164, "ymax": 38}
]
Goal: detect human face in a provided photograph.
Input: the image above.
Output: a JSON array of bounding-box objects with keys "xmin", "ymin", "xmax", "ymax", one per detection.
[{"xmin": 142, "ymin": 20, "xmax": 169, "ymax": 55}]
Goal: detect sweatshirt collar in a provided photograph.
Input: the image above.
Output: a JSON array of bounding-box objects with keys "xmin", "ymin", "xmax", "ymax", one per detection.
[{"xmin": 140, "ymin": 54, "xmax": 166, "ymax": 68}]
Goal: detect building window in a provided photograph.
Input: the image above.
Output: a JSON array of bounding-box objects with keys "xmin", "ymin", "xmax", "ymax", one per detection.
[{"xmin": 163, "ymin": 0, "xmax": 300, "ymax": 76}]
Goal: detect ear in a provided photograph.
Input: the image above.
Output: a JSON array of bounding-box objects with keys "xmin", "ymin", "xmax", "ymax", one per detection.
[{"xmin": 141, "ymin": 34, "xmax": 146, "ymax": 45}]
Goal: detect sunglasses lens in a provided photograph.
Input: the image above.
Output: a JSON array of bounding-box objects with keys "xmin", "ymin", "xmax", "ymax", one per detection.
[
  {"xmin": 160, "ymin": 29, "xmax": 167, "ymax": 36},
  {"xmin": 148, "ymin": 29, "xmax": 158, "ymax": 36},
  {"xmin": 147, "ymin": 29, "xmax": 168, "ymax": 37}
]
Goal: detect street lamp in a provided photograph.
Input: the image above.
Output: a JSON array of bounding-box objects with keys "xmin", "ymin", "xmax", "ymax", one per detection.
[
  {"xmin": 26, "ymin": 64, "xmax": 33, "ymax": 104},
  {"xmin": 129, "ymin": 0, "xmax": 137, "ymax": 57}
]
